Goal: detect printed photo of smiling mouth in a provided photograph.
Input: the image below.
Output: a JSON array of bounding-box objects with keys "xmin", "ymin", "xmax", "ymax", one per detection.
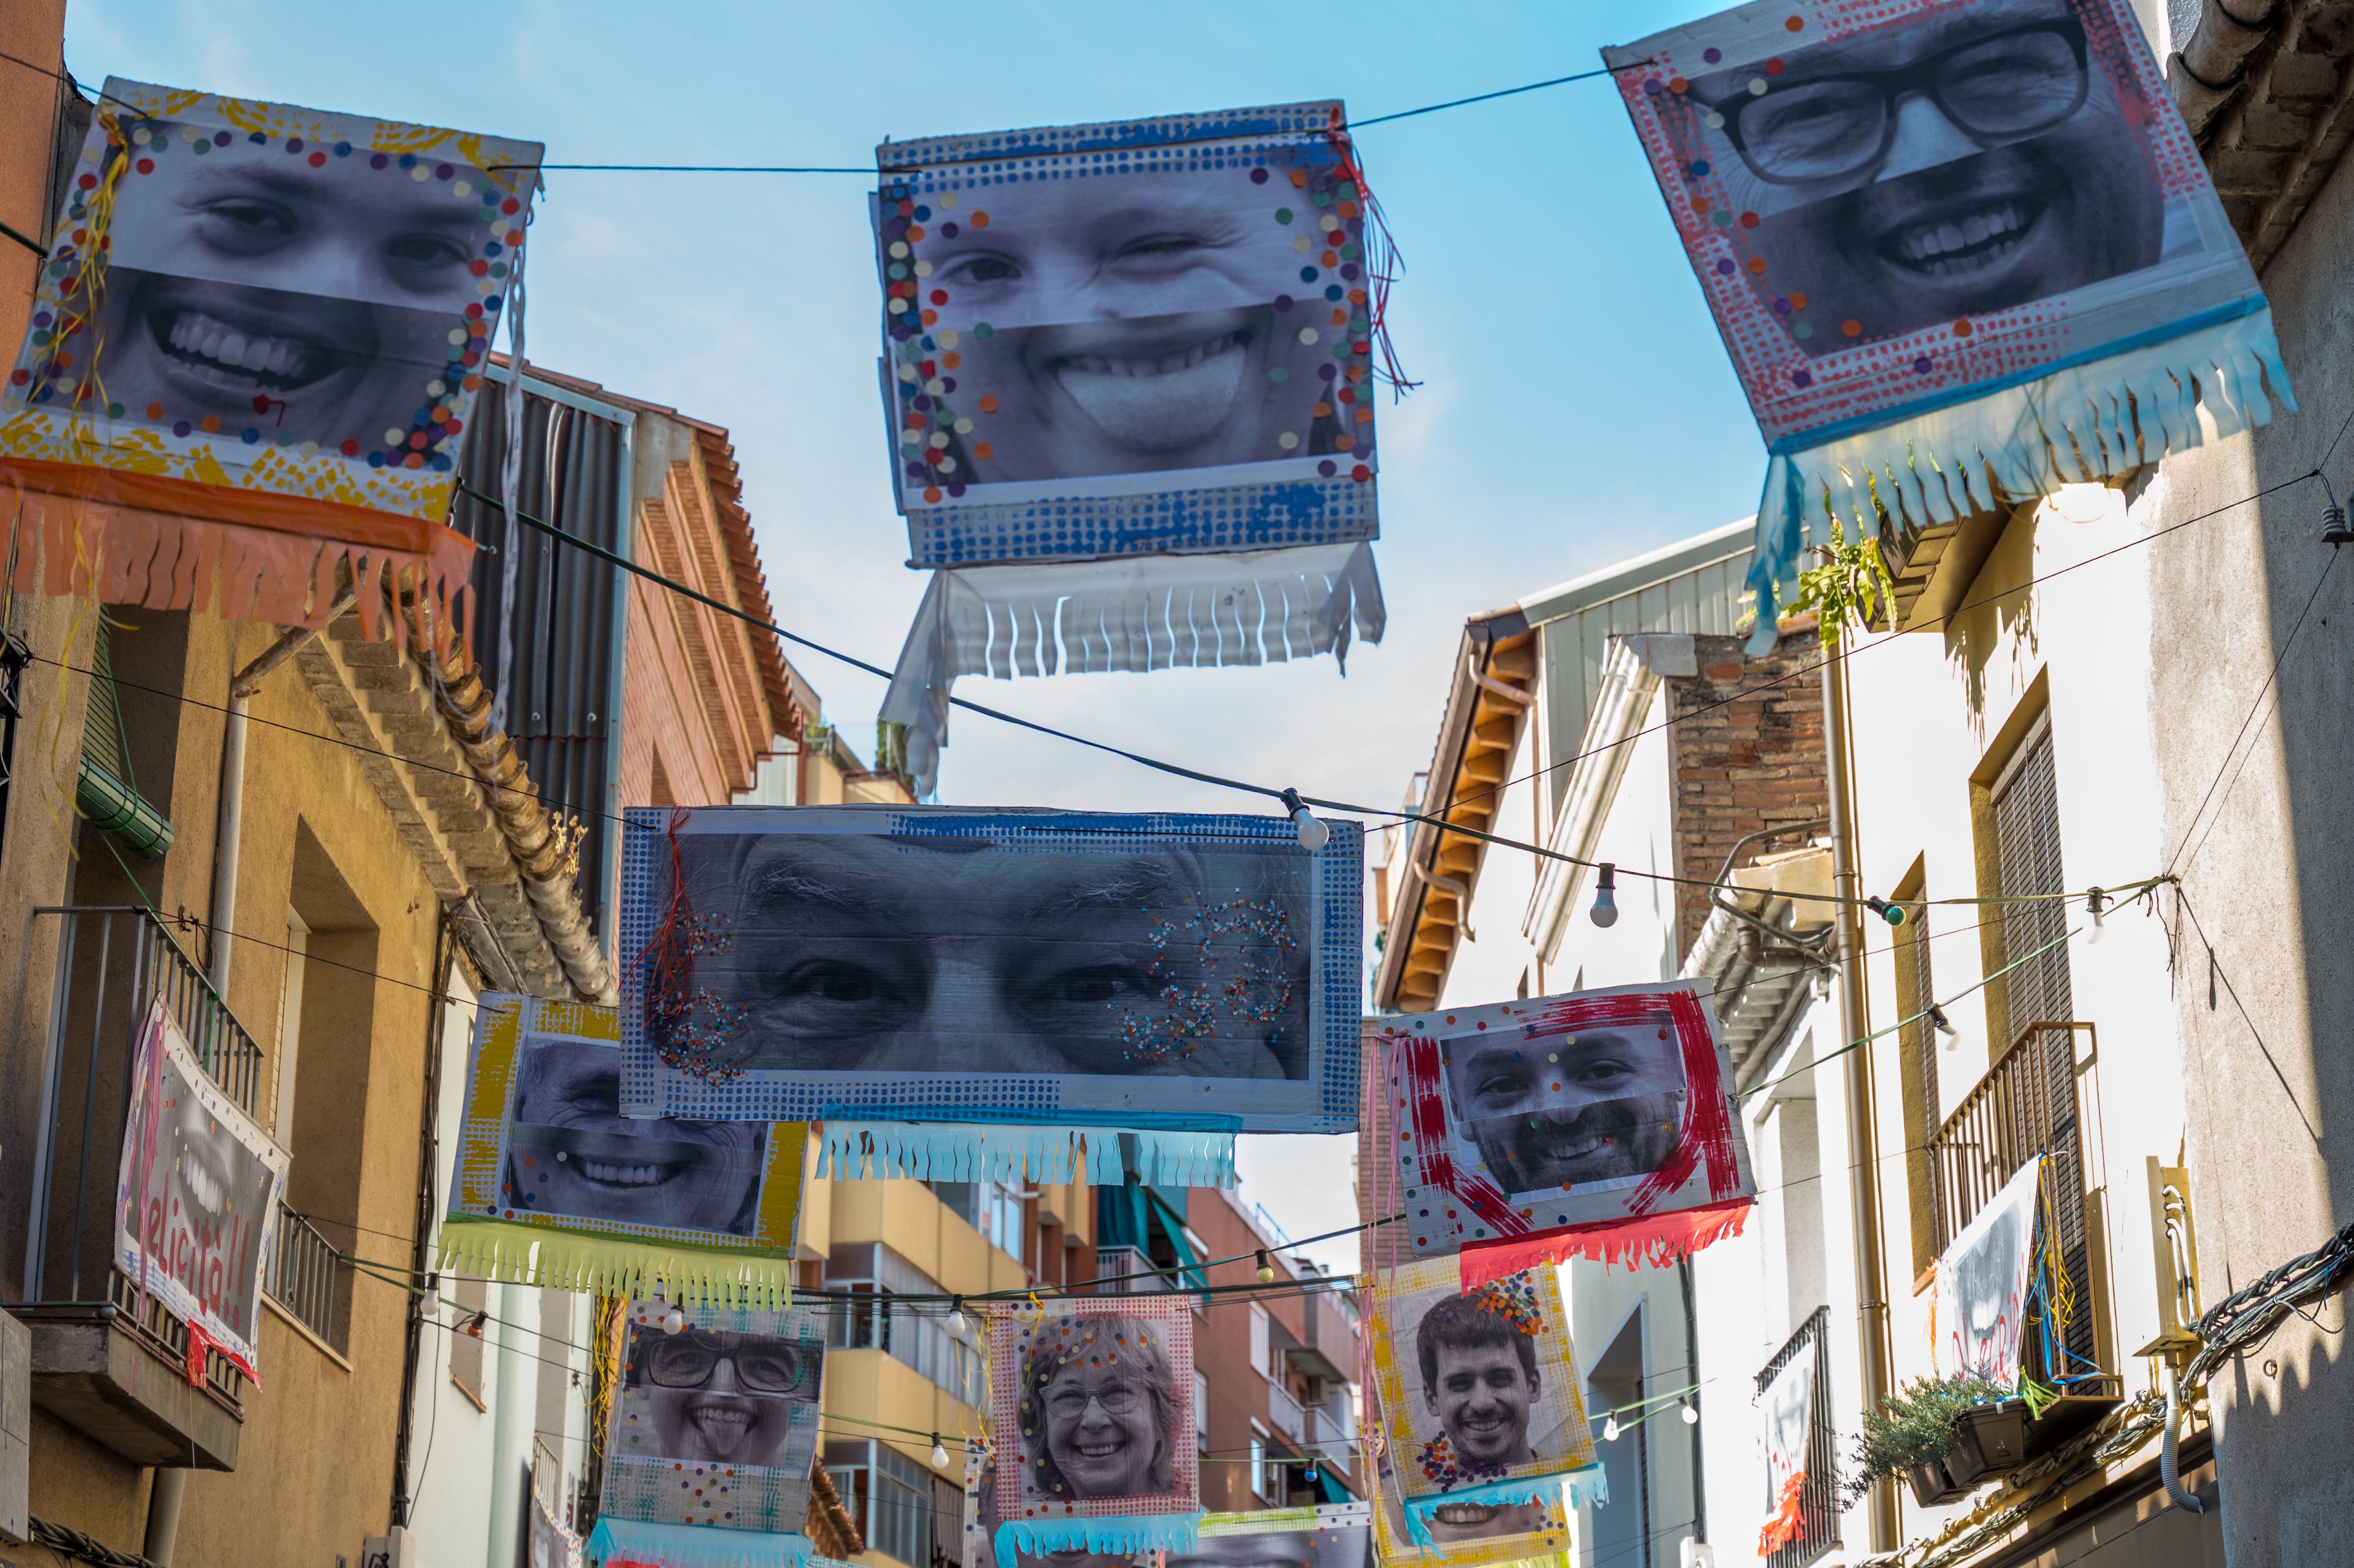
[
  {"xmin": 1027, "ymin": 308, "xmax": 1266, "ymax": 452},
  {"xmin": 1467, "ymin": 1093, "xmax": 1684, "ymax": 1188},
  {"xmin": 178, "ymin": 1143, "xmax": 230, "ymax": 1222},
  {"xmin": 1882, "ymin": 197, "xmax": 2043, "ymax": 280},
  {"xmin": 126, "ymin": 276, "xmax": 369, "ymax": 403},
  {"xmin": 1429, "ymin": 1504, "xmax": 1507, "ymax": 1529},
  {"xmin": 681, "ymin": 1394, "xmax": 776, "ymax": 1462}
]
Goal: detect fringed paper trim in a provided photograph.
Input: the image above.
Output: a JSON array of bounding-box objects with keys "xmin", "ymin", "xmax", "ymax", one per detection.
[
  {"xmin": 2, "ymin": 458, "xmax": 474, "ymax": 643},
  {"xmin": 1745, "ymin": 305, "xmax": 2295, "ymax": 652},
  {"xmin": 1457, "ymin": 1199, "xmax": 1751, "ymax": 1292},
  {"xmin": 995, "ymin": 1513, "xmax": 1201, "ymax": 1563},
  {"xmin": 1399, "ymin": 1469, "xmax": 1607, "ymax": 1548},
  {"xmin": 586, "ymin": 1519, "xmax": 813, "ymax": 1568},
  {"xmin": 814, "ymin": 1123, "xmax": 1237, "ymax": 1190},
  {"xmin": 436, "ymin": 1217, "xmax": 794, "ymax": 1308}
]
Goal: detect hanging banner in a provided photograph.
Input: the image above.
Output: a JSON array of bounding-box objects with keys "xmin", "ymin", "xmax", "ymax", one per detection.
[
  {"xmin": 113, "ymin": 997, "xmax": 288, "ymax": 1386},
  {"xmin": 1603, "ymin": 0, "xmax": 2293, "ymax": 646},
  {"xmin": 1, "ymin": 78, "xmax": 540, "ymax": 633},
  {"xmin": 532, "ymin": 1484, "xmax": 586, "ymax": 1568},
  {"xmin": 1366, "ymin": 1257, "xmax": 1603, "ymax": 1545},
  {"xmin": 616, "ymin": 806, "xmax": 1363, "ymax": 1165},
  {"xmin": 440, "ymin": 994, "xmax": 806, "ymax": 1304},
  {"xmin": 1757, "ymin": 1345, "xmax": 1815, "ymax": 1556},
  {"xmin": 586, "ymin": 1295, "xmax": 826, "ymax": 1568},
  {"xmin": 1933, "ymin": 1156, "xmax": 2042, "ymax": 1386},
  {"xmin": 1378, "ymin": 982, "xmax": 1754, "ymax": 1287},
  {"xmin": 1367, "ymin": 1427, "xmax": 1570, "ymax": 1567},
  {"xmin": 971, "ymin": 1456, "xmax": 1369, "ymax": 1568},
  {"xmin": 989, "ymin": 1296, "xmax": 1201, "ymax": 1560},
  {"xmin": 871, "ymin": 101, "xmax": 1382, "ymax": 568}
]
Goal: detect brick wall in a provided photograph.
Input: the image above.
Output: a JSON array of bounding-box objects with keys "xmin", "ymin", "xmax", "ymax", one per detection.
[{"xmin": 1664, "ymin": 625, "xmax": 1829, "ymax": 962}]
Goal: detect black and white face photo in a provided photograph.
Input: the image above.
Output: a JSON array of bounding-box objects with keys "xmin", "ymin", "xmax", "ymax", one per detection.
[
  {"xmin": 1377, "ymin": 1449, "xmax": 1552, "ymax": 1548},
  {"xmin": 77, "ymin": 117, "xmax": 507, "ymax": 458},
  {"xmin": 1018, "ymin": 1315, "xmax": 1177, "ymax": 1501},
  {"xmin": 507, "ymin": 1039, "xmax": 768, "ymax": 1233},
  {"xmin": 679, "ymin": 832, "xmax": 1314, "ymax": 1080},
  {"xmin": 883, "ymin": 156, "xmax": 1374, "ymax": 491},
  {"xmin": 1170, "ymin": 1525, "xmax": 1369, "ymax": 1568},
  {"xmin": 628, "ymin": 1326, "xmax": 819, "ymax": 1468},
  {"xmin": 1690, "ymin": 0, "xmax": 2162, "ymax": 351},
  {"xmin": 1764, "ymin": 1355, "xmax": 1814, "ymax": 1477},
  {"xmin": 1951, "ymin": 1202, "xmax": 2028, "ymax": 1375},
  {"xmin": 130, "ymin": 1044, "xmax": 274, "ymax": 1335},
  {"xmin": 1443, "ymin": 1023, "xmax": 1688, "ymax": 1193}
]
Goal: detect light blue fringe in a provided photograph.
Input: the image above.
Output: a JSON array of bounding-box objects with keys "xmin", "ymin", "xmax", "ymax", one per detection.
[
  {"xmin": 995, "ymin": 1512, "xmax": 1203, "ymax": 1562},
  {"xmin": 814, "ymin": 1123, "xmax": 1237, "ymax": 1188},
  {"xmin": 1399, "ymin": 1467, "xmax": 1609, "ymax": 1548},
  {"xmin": 585, "ymin": 1520, "xmax": 816, "ymax": 1568},
  {"xmin": 1745, "ymin": 304, "xmax": 2296, "ymax": 652}
]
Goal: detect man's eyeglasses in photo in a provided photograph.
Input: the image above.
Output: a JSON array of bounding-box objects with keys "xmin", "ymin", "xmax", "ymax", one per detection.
[{"xmin": 640, "ymin": 1331, "xmax": 812, "ymax": 1395}]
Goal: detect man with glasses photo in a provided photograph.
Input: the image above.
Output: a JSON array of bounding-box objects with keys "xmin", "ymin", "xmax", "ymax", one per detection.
[
  {"xmin": 1689, "ymin": 0, "xmax": 2163, "ymax": 349},
  {"xmin": 626, "ymin": 1323, "xmax": 821, "ymax": 1468}
]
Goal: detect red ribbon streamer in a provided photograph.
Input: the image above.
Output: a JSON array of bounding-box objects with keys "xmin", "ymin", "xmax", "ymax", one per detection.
[{"xmin": 1455, "ymin": 1197, "xmax": 1753, "ymax": 1293}]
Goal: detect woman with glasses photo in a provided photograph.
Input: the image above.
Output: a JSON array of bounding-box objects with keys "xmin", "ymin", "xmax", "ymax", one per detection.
[
  {"xmin": 1017, "ymin": 1315, "xmax": 1176, "ymax": 1502},
  {"xmin": 1683, "ymin": 0, "xmax": 2163, "ymax": 349},
  {"xmin": 627, "ymin": 1325, "xmax": 821, "ymax": 1468}
]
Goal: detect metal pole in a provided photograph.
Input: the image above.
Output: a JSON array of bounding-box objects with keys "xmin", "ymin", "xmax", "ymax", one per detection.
[{"xmin": 1822, "ymin": 630, "xmax": 1897, "ymax": 1552}]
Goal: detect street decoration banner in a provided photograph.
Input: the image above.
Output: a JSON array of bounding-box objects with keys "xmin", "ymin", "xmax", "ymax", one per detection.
[
  {"xmin": 868, "ymin": 101, "xmax": 1392, "ymax": 795},
  {"xmin": 586, "ymin": 1295, "xmax": 827, "ymax": 1568},
  {"xmin": 440, "ymin": 994, "xmax": 805, "ymax": 1305},
  {"xmin": 113, "ymin": 997, "xmax": 287, "ymax": 1387},
  {"xmin": 1367, "ymin": 1414, "xmax": 1572, "ymax": 1567},
  {"xmin": 1, "ymin": 77, "xmax": 541, "ymax": 638},
  {"xmin": 1603, "ymin": 0, "xmax": 2294, "ymax": 649},
  {"xmin": 1377, "ymin": 982, "xmax": 1753, "ymax": 1289},
  {"xmin": 989, "ymin": 1296, "xmax": 1201, "ymax": 1560},
  {"xmin": 531, "ymin": 1483, "xmax": 586, "ymax": 1568},
  {"xmin": 1757, "ymin": 1343, "xmax": 1815, "ymax": 1556},
  {"xmin": 1366, "ymin": 1256, "xmax": 1603, "ymax": 1546},
  {"xmin": 616, "ymin": 806, "xmax": 1364, "ymax": 1170},
  {"xmin": 1933, "ymin": 1156, "xmax": 2043, "ymax": 1386},
  {"xmin": 969, "ymin": 1451, "xmax": 1370, "ymax": 1568}
]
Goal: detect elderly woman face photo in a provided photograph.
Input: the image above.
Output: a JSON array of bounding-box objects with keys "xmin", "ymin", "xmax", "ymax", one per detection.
[
  {"xmin": 82, "ymin": 121, "xmax": 505, "ymax": 450},
  {"xmin": 507, "ymin": 1040, "xmax": 768, "ymax": 1232},
  {"xmin": 887, "ymin": 160, "xmax": 1371, "ymax": 488},
  {"xmin": 1688, "ymin": 0, "xmax": 2162, "ymax": 351},
  {"xmin": 1023, "ymin": 1317, "xmax": 1174, "ymax": 1500},
  {"xmin": 632, "ymin": 1327, "xmax": 817, "ymax": 1467},
  {"xmin": 685, "ymin": 833, "xmax": 1314, "ymax": 1080},
  {"xmin": 1443, "ymin": 1022, "xmax": 1687, "ymax": 1193}
]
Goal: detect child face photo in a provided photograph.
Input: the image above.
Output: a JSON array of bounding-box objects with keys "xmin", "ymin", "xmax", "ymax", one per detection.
[
  {"xmin": 1442, "ymin": 1022, "xmax": 1689, "ymax": 1194},
  {"xmin": 75, "ymin": 118, "xmax": 507, "ymax": 455},
  {"xmin": 883, "ymin": 152, "xmax": 1375, "ymax": 493},
  {"xmin": 506, "ymin": 1039, "xmax": 768, "ymax": 1234}
]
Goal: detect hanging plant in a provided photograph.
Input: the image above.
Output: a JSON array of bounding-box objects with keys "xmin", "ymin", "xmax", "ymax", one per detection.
[
  {"xmin": 1789, "ymin": 517, "xmax": 1899, "ymax": 646},
  {"xmin": 1842, "ymin": 1373, "xmax": 2012, "ymax": 1501}
]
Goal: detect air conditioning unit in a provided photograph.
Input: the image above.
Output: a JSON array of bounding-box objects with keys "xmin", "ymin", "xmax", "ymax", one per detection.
[{"xmin": 362, "ymin": 1525, "xmax": 419, "ymax": 1568}]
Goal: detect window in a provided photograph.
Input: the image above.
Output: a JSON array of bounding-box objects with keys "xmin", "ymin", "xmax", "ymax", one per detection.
[
  {"xmin": 449, "ymin": 1272, "xmax": 488, "ymax": 1406},
  {"xmin": 1250, "ymin": 1303, "xmax": 1272, "ymax": 1380},
  {"xmin": 1987, "ymin": 715, "xmax": 2074, "ymax": 1048},
  {"xmin": 272, "ymin": 908, "xmax": 310, "ymax": 1147},
  {"xmin": 1889, "ymin": 858, "xmax": 1941, "ymax": 1280},
  {"xmin": 828, "ymin": 1439, "xmax": 937, "ymax": 1568},
  {"xmin": 823, "ymin": 1243, "xmax": 985, "ymax": 1407},
  {"xmin": 929, "ymin": 1180, "xmax": 1025, "ymax": 1260},
  {"xmin": 1195, "ymin": 1371, "xmax": 1210, "ymax": 1451},
  {"xmin": 1249, "ymin": 1431, "xmax": 1271, "ymax": 1500}
]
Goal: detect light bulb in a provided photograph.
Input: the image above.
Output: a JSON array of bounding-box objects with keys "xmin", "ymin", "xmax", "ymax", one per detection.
[
  {"xmin": 1603, "ymin": 1416, "xmax": 1621, "ymax": 1442},
  {"xmin": 1590, "ymin": 863, "xmax": 1619, "ymax": 929},
  {"xmin": 420, "ymin": 1287, "xmax": 440, "ymax": 1318},
  {"xmin": 947, "ymin": 1298, "xmax": 968, "ymax": 1341},
  {"xmin": 1280, "ymin": 788, "xmax": 1329, "ymax": 851},
  {"xmin": 932, "ymin": 1435, "xmax": 950, "ymax": 1470},
  {"xmin": 1304, "ymin": 1465, "xmax": 1318, "ymax": 1484},
  {"xmin": 661, "ymin": 1307, "xmax": 688, "ymax": 1335},
  {"xmin": 1680, "ymin": 1400, "xmax": 1699, "ymax": 1426},
  {"xmin": 2085, "ymin": 887, "xmax": 2108, "ymax": 945},
  {"xmin": 1929, "ymin": 1005, "xmax": 1959, "ymax": 1052},
  {"xmin": 1256, "ymin": 1249, "xmax": 1275, "ymax": 1284}
]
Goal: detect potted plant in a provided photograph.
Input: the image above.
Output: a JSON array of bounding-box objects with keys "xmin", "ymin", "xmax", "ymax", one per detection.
[
  {"xmin": 1945, "ymin": 1395, "xmax": 2033, "ymax": 1486},
  {"xmin": 1846, "ymin": 1375, "xmax": 2015, "ymax": 1507}
]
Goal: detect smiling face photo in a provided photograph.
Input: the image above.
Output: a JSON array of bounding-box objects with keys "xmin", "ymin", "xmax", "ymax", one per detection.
[
  {"xmin": 1689, "ymin": 0, "xmax": 2160, "ymax": 351},
  {"xmin": 679, "ymin": 830, "xmax": 1314, "ymax": 1081},
  {"xmin": 1018, "ymin": 1315, "xmax": 1175, "ymax": 1501},
  {"xmin": 628, "ymin": 1325, "xmax": 819, "ymax": 1467},
  {"xmin": 1442, "ymin": 1021, "xmax": 1689, "ymax": 1194},
  {"xmin": 1416, "ymin": 1294, "xmax": 1541, "ymax": 1469},
  {"xmin": 143, "ymin": 1042, "xmax": 274, "ymax": 1332},
  {"xmin": 507, "ymin": 1038, "xmax": 767, "ymax": 1233}
]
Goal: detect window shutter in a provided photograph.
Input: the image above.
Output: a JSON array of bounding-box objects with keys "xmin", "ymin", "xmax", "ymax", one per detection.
[{"xmin": 1991, "ymin": 723, "xmax": 2074, "ymax": 1044}]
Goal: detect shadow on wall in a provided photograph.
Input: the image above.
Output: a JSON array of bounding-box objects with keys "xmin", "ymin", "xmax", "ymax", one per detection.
[{"xmin": 1941, "ymin": 503, "xmax": 2043, "ymax": 735}]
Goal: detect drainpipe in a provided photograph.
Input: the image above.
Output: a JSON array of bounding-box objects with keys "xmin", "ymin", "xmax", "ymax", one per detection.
[
  {"xmin": 142, "ymin": 1471, "xmax": 187, "ymax": 1566},
  {"xmin": 1678, "ymin": 1257, "xmax": 1705, "ymax": 1548},
  {"xmin": 487, "ymin": 1280, "xmax": 537, "ymax": 1568},
  {"xmin": 1822, "ymin": 632, "xmax": 1896, "ymax": 1552}
]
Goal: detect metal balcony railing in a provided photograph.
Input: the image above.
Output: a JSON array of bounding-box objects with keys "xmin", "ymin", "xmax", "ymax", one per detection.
[
  {"xmin": 1302, "ymin": 1396, "xmax": 1356, "ymax": 1463},
  {"xmin": 1756, "ymin": 1306, "xmax": 1838, "ymax": 1568},
  {"xmin": 267, "ymin": 1204, "xmax": 345, "ymax": 1350},
  {"xmin": 1265, "ymin": 1376, "xmax": 1306, "ymax": 1446},
  {"xmin": 1925, "ymin": 1022, "xmax": 2104, "ymax": 1387},
  {"xmin": 1092, "ymin": 1245, "xmax": 1171, "ymax": 1293}
]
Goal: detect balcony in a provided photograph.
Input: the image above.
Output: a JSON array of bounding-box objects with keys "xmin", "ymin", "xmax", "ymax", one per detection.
[
  {"xmin": 1265, "ymin": 1377, "xmax": 1306, "ymax": 1447},
  {"xmin": 1092, "ymin": 1245, "xmax": 1171, "ymax": 1293},
  {"xmin": 1288, "ymin": 1283, "xmax": 1359, "ymax": 1384},
  {"xmin": 15, "ymin": 908, "xmax": 341, "ymax": 1470},
  {"xmin": 1925, "ymin": 1022, "xmax": 2121, "ymax": 1442},
  {"xmin": 1302, "ymin": 1393, "xmax": 1356, "ymax": 1466},
  {"xmin": 1756, "ymin": 1307, "xmax": 1837, "ymax": 1568}
]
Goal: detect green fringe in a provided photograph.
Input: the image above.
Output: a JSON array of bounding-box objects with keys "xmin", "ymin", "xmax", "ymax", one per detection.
[{"xmin": 436, "ymin": 1217, "xmax": 796, "ymax": 1307}]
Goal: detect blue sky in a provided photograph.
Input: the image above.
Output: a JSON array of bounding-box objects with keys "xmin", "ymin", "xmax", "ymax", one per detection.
[{"xmin": 65, "ymin": 0, "xmax": 1769, "ymax": 1264}]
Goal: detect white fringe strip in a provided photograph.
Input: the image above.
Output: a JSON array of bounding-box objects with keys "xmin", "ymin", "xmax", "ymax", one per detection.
[{"xmin": 812, "ymin": 1123, "xmax": 1238, "ymax": 1188}]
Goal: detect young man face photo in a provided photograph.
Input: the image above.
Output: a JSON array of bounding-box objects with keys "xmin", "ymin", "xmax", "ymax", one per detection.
[
  {"xmin": 1689, "ymin": 0, "xmax": 2162, "ymax": 351},
  {"xmin": 632, "ymin": 1326, "xmax": 818, "ymax": 1468},
  {"xmin": 506, "ymin": 1039, "xmax": 768, "ymax": 1233},
  {"xmin": 1415, "ymin": 1298, "xmax": 1541, "ymax": 1471},
  {"xmin": 1443, "ymin": 1021, "xmax": 1688, "ymax": 1193},
  {"xmin": 683, "ymin": 832, "xmax": 1314, "ymax": 1081}
]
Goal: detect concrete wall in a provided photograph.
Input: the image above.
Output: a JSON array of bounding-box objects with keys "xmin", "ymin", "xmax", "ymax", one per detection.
[{"xmin": 2140, "ymin": 121, "xmax": 2354, "ymax": 1568}]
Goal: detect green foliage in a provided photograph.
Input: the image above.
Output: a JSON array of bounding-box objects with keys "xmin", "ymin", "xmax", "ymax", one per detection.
[
  {"xmin": 1789, "ymin": 518, "xmax": 1898, "ymax": 647},
  {"xmin": 1843, "ymin": 1373, "xmax": 2013, "ymax": 1499}
]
